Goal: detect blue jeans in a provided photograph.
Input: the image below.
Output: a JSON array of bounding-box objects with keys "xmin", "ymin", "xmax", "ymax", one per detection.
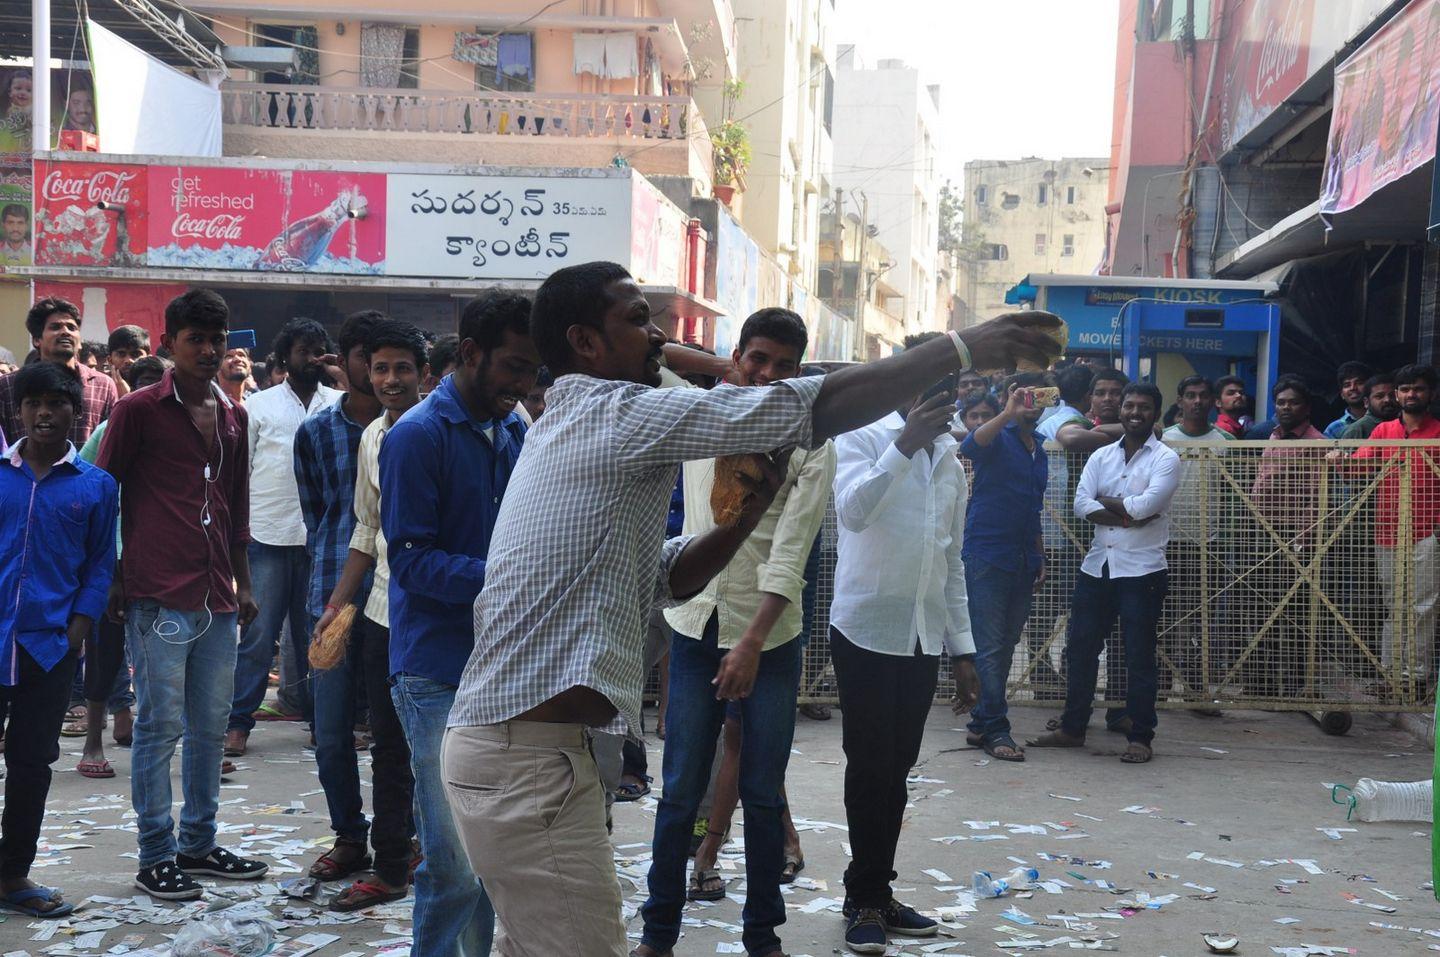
[
  {"xmin": 313, "ymin": 625, "xmax": 367, "ymax": 845},
  {"xmin": 392, "ymin": 675, "xmax": 493, "ymax": 957},
  {"xmin": 640, "ymin": 621, "xmax": 802, "ymax": 956},
  {"xmin": 965, "ymin": 558, "xmax": 1037, "ymax": 742},
  {"xmin": 127, "ymin": 600, "xmax": 238, "ymax": 868},
  {"xmin": 1060, "ymin": 569, "xmax": 1169, "ymax": 745},
  {"xmin": 230, "ymin": 543, "xmax": 311, "ymax": 732}
]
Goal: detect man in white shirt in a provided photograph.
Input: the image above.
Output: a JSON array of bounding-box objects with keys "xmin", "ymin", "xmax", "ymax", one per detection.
[
  {"xmin": 1029, "ymin": 382, "xmax": 1179, "ymax": 764},
  {"xmin": 636, "ymin": 309, "xmax": 835, "ymax": 957},
  {"xmin": 828, "ymin": 335, "xmax": 980, "ymax": 954},
  {"xmin": 227, "ymin": 318, "xmax": 343, "ymax": 749}
]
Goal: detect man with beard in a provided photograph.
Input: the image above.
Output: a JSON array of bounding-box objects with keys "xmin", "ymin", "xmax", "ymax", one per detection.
[
  {"xmin": 380, "ymin": 292, "xmax": 541, "ymax": 955},
  {"xmin": 1213, "ymin": 375, "xmax": 1253, "ymax": 438},
  {"xmin": 0, "ymin": 298, "xmax": 116, "ymax": 445},
  {"xmin": 291, "ymin": 313, "xmax": 386, "ymax": 889},
  {"xmin": 1349, "ymin": 366, "xmax": 1440, "ymax": 679},
  {"xmin": 1324, "ymin": 362, "xmax": 1374, "ymax": 439},
  {"xmin": 226, "ymin": 319, "xmax": 343, "ymax": 753},
  {"xmin": 1340, "ymin": 374, "xmax": 1399, "ymax": 439},
  {"xmin": 1, "ymin": 203, "xmax": 30, "ymax": 267},
  {"xmin": 1028, "ymin": 383, "xmax": 1179, "ymax": 764},
  {"xmin": 441, "ymin": 262, "xmax": 1058, "ymax": 957}
]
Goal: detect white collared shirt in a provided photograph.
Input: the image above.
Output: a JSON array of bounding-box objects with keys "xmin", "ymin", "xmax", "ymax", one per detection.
[
  {"xmin": 246, "ymin": 382, "xmax": 342, "ymax": 546},
  {"xmin": 1073, "ymin": 434, "xmax": 1181, "ymax": 578},
  {"xmin": 830, "ymin": 412, "xmax": 975, "ymax": 658}
]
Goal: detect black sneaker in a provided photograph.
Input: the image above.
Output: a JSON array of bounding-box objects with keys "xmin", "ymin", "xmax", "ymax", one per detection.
[
  {"xmin": 176, "ymin": 846, "xmax": 269, "ymax": 880},
  {"xmin": 843, "ymin": 906, "xmax": 888, "ymax": 955},
  {"xmin": 880, "ymin": 899, "xmax": 938, "ymax": 937},
  {"xmin": 135, "ymin": 860, "xmax": 203, "ymax": 900}
]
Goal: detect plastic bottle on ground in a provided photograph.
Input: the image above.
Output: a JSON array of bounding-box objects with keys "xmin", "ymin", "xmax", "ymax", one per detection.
[
  {"xmin": 972, "ymin": 871, "xmax": 1010, "ymax": 898},
  {"xmin": 1352, "ymin": 777, "xmax": 1433, "ymax": 823}
]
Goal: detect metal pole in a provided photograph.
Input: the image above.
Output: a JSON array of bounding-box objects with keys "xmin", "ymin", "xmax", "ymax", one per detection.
[
  {"xmin": 32, "ymin": 0, "xmax": 51, "ymax": 155},
  {"xmin": 854, "ymin": 190, "xmax": 868, "ymax": 361}
]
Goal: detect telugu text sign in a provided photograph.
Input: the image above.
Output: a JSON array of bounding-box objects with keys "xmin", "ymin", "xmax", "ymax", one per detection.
[{"xmin": 384, "ymin": 173, "xmax": 631, "ymax": 280}]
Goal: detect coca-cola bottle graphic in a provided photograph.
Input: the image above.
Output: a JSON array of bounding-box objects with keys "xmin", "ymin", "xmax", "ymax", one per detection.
[{"xmin": 258, "ymin": 190, "xmax": 366, "ymax": 271}]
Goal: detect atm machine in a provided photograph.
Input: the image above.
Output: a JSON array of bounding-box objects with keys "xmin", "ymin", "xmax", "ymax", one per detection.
[{"xmin": 1006, "ymin": 274, "xmax": 1281, "ymax": 418}]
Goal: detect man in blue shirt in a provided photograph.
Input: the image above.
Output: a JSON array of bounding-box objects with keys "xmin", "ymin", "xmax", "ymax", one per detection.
[
  {"xmin": 1324, "ymin": 361, "xmax": 1372, "ymax": 439},
  {"xmin": 292, "ymin": 311, "xmax": 383, "ymax": 885},
  {"xmin": 380, "ymin": 291, "xmax": 540, "ymax": 957},
  {"xmin": 959, "ymin": 374, "xmax": 1049, "ymax": 762},
  {"xmin": 0, "ymin": 362, "xmax": 116, "ymax": 918}
]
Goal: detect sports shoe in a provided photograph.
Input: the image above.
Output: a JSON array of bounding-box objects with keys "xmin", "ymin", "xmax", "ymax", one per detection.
[
  {"xmin": 880, "ymin": 899, "xmax": 938, "ymax": 937},
  {"xmin": 176, "ymin": 846, "xmax": 269, "ymax": 880},
  {"xmin": 135, "ymin": 860, "xmax": 203, "ymax": 900},
  {"xmin": 843, "ymin": 906, "xmax": 888, "ymax": 954}
]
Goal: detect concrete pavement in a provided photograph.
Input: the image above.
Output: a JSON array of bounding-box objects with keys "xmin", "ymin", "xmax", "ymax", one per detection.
[{"xmin": 9, "ymin": 704, "xmax": 1435, "ymax": 955}]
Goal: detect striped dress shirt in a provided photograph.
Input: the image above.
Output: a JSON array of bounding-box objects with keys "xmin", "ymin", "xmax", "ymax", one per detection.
[{"xmin": 448, "ymin": 372, "xmax": 824, "ymax": 734}]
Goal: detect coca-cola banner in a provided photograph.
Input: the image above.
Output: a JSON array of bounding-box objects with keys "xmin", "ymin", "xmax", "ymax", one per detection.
[
  {"xmin": 1219, "ymin": 0, "xmax": 1398, "ymax": 152},
  {"xmin": 1320, "ymin": 0, "xmax": 1440, "ymax": 215},
  {"xmin": 384, "ymin": 173, "xmax": 630, "ymax": 279},
  {"xmin": 34, "ymin": 160, "xmax": 147, "ymax": 267},
  {"xmin": 146, "ymin": 166, "xmax": 386, "ymax": 273}
]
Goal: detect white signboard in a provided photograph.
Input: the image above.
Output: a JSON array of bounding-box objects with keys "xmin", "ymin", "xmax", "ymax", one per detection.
[{"xmin": 384, "ymin": 173, "xmax": 631, "ymax": 279}]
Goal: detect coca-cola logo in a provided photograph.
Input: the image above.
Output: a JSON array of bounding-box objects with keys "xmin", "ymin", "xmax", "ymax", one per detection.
[
  {"xmin": 42, "ymin": 168, "xmax": 136, "ymax": 205},
  {"xmin": 1252, "ymin": 0, "xmax": 1309, "ymax": 102},
  {"xmin": 172, "ymin": 212, "xmax": 245, "ymax": 241}
]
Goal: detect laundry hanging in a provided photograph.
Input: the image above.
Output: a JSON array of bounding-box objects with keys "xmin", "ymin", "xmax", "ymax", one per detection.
[
  {"xmin": 573, "ymin": 32, "xmax": 607, "ymax": 76},
  {"xmin": 603, "ymin": 33, "xmax": 639, "ymax": 79}
]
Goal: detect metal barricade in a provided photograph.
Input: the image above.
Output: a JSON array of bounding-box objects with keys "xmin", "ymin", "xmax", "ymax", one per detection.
[{"xmin": 795, "ymin": 439, "xmax": 1440, "ymax": 716}]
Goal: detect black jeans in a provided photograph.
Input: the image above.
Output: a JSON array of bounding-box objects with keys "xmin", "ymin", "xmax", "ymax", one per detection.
[
  {"xmin": 1060, "ymin": 568, "xmax": 1169, "ymax": 745},
  {"xmin": 359, "ymin": 616, "xmax": 416, "ymax": 885},
  {"xmin": 1, "ymin": 647, "xmax": 78, "ymax": 880},
  {"xmin": 830, "ymin": 627, "xmax": 939, "ymax": 909},
  {"xmin": 82, "ymin": 616, "xmax": 129, "ymax": 704}
]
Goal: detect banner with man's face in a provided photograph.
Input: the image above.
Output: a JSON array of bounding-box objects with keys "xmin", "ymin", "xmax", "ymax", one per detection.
[{"xmin": 0, "ymin": 167, "xmax": 31, "ymax": 270}]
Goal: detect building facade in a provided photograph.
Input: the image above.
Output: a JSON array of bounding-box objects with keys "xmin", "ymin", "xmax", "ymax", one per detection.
[
  {"xmin": 831, "ymin": 45, "xmax": 942, "ymax": 335},
  {"xmin": 1104, "ymin": 0, "xmax": 1440, "ymax": 390},
  {"xmin": 953, "ymin": 157, "xmax": 1110, "ymax": 327}
]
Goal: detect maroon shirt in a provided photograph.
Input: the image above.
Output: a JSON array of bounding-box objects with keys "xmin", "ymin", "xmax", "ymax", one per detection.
[
  {"xmin": 96, "ymin": 369, "xmax": 250, "ymax": 613},
  {"xmin": 0, "ymin": 363, "xmax": 117, "ymax": 446}
]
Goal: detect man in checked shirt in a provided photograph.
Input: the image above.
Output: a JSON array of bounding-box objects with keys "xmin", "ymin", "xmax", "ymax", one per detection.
[{"xmin": 442, "ymin": 260, "xmax": 1060, "ymax": 957}]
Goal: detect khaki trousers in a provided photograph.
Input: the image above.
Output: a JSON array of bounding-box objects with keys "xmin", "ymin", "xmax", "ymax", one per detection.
[{"xmin": 442, "ymin": 722, "xmax": 627, "ymax": 957}]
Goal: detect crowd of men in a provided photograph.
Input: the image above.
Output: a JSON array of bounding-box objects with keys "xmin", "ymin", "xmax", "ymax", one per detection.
[{"xmin": 0, "ymin": 270, "xmax": 1435, "ymax": 957}]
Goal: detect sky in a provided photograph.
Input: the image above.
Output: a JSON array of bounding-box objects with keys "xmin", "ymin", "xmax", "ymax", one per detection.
[{"xmin": 832, "ymin": 0, "xmax": 1121, "ymax": 184}]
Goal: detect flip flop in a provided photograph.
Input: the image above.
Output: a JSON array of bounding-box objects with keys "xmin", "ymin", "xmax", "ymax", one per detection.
[
  {"xmin": 77, "ymin": 758, "xmax": 115, "ymax": 779},
  {"xmin": 614, "ymin": 777, "xmax": 651, "ymax": 802},
  {"xmin": 687, "ymin": 868, "xmax": 726, "ymax": 902},
  {"xmin": 310, "ymin": 840, "xmax": 373, "ymax": 881},
  {"xmin": 60, "ymin": 706, "xmax": 88, "ymax": 738},
  {"xmin": 329, "ymin": 877, "xmax": 407, "ymax": 912},
  {"xmin": 982, "ymin": 734, "xmax": 1026, "ymax": 762},
  {"xmin": 0, "ymin": 886, "xmax": 74, "ymax": 918}
]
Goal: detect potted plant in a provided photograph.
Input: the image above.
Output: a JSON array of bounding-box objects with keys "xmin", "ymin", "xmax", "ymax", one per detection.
[{"xmin": 711, "ymin": 79, "xmax": 750, "ymax": 205}]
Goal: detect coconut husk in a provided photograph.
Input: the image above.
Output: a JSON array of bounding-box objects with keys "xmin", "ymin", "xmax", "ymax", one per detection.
[
  {"xmin": 711, "ymin": 453, "xmax": 767, "ymax": 525},
  {"xmin": 309, "ymin": 604, "xmax": 356, "ymax": 671}
]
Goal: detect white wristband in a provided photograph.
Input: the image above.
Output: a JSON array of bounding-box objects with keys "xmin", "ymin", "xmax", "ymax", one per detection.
[{"xmin": 947, "ymin": 329, "xmax": 973, "ymax": 370}]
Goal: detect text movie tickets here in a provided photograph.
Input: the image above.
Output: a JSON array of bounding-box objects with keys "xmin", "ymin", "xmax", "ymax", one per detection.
[{"xmin": 33, "ymin": 161, "xmax": 148, "ymax": 267}]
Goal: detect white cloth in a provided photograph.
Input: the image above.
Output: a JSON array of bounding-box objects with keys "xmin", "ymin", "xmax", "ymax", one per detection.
[
  {"xmin": 603, "ymin": 33, "xmax": 639, "ymax": 79},
  {"xmin": 450, "ymin": 374, "xmax": 824, "ymax": 735},
  {"xmin": 830, "ymin": 413, "xmax": 975, "ymax": 658},
  {"xmin": 246, "ymin": 382, "xmax": 342, "ymax": 546},
  {"xmin": 1073, "ymin": 434, "xmax": 1181, "ymax": 579},
  {"xmin": 573, "ymin": 33, "xmax": 607, "ymax": 76},
  {"xmin": 1036, "ymin": 401, "xmax": 1089, "ymax": 441}
]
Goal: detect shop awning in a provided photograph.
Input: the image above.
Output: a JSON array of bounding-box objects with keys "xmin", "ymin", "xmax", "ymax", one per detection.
[{"xmin": 4, "ymin": 263, "xmax": 725, "ymax": 319}]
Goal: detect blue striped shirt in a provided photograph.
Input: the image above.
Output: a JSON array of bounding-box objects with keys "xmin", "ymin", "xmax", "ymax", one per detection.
[{"xmin": 294, "ymin": 397, "xmax": 371, "ymax": 621}]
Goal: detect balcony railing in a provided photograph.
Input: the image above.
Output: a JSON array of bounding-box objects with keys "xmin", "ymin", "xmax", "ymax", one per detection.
[{"xmin": 221, "ymin": 83, "xmax": 701, "ymax": 142}]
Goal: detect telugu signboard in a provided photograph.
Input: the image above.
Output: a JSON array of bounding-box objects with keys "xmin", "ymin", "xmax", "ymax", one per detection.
[
  {"xmin": 384, "ymin": 173, "xmax": 630, "ymax": 279},
  {"xmin": 1320, "ymin": 0, "xmax": 1440, "ymax": 215},
  {"xmin": 146, "ymin": 166, "xmax": 386, "ymax": 273},
  {"xmin": 33, "ymin": 160, "xmax": 147, "ymax": 267}
]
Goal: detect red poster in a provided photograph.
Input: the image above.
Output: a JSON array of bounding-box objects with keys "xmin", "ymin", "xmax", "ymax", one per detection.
[
  {"xmin": 1321, "ymin": 0, "xmax": 1440, "ymax": 215},
  {"xmin": 1220, "ymin": 0, "xmax": 1318, "ymax": 150},
  {"xmin": 33, "ymin": 160, "xmax": 147, "ymax": 267},
  {"xmin": 147, "ymin": 166, "xmax": 386, "ymax": 274}
]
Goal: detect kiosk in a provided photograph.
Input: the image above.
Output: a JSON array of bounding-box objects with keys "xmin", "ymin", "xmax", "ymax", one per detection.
[{"xmin": 1006, "ymin": 274, "xmax": 1282, "ymax": 418}]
